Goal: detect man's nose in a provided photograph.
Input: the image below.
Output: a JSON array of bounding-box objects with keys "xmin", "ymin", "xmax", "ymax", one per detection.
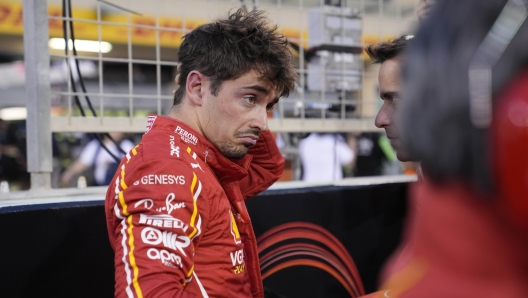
[
  {"xmin": 250, "ymin": 109, "xmax": 269, "ymax": 132},
  {"xmin": 375, "ymin": 105, "xmax": 391, "ymax": 128}
]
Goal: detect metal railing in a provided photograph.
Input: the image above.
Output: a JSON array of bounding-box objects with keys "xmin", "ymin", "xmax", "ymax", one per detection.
[{"xmin": 16, "ymin": 0, "xmax": 417, "ymax": 191}]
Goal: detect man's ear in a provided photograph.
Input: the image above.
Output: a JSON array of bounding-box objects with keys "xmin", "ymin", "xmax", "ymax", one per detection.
[{"xmin": 186, "ymin": 70, "xmax": 205, "ymax": 106}]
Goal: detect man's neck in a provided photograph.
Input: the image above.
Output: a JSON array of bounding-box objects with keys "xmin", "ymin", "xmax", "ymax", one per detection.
[{"xmin": 167, "ymin": 102, "xmax": 203, "ymax": 137}]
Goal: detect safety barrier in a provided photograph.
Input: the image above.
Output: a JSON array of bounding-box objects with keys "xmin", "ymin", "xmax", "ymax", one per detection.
[{"xmin": 0, "ymin": 175, "xmax": 414, "ymax": 297}]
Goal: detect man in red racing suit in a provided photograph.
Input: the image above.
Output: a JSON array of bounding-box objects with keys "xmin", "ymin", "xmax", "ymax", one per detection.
[
  {"xmin": 105, "ymin": 8, "xmax": 297, "ymax": 298},
  {"xmin": 106, "ymin": 116, "xmax": 283, "ymax": 297}
]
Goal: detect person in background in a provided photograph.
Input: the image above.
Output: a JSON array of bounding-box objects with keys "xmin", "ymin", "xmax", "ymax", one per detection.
[
  {"xmin": 298, "ymin": 132, "xmax": 355, "ymax": 182},
  {"xmin": 359, "ymin": 2, "xmax": 436, "ymax": 297},
  {"xmin": 60, "ymin": 132, "xmax": 134, "ymax": 187},
  {"xmin": 105, "ymin": 8, "xmax": 297, "ymax": 298},
  {"xmin": 366, "ymin": 35, "xmax": 414, "ymax": 164},
  {"xmin": 374, "ymin": 0, "xmax": 528, "ymax": 297}
]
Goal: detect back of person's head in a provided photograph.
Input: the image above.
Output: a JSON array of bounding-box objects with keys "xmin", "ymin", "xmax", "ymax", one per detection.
[
  {"xmin": 365, "ymin": 35, "xmax": 411, "ymax": 64},
  {"xmin": 173, "ymin": 8, "xmax": 297, "ymax": 106},
  {"xmin": 401, "ymin": 0, "xmax": 528, "ymax": 209}
]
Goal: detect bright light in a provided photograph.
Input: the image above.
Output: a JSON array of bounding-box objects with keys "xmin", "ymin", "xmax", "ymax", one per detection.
[
  {"xmin": 48, "ymin": 38, "xmax": 112, "ymax": 53},
  {"xmin": 0, "ymin": 107, "xmax": 27, "ymax": 121}
]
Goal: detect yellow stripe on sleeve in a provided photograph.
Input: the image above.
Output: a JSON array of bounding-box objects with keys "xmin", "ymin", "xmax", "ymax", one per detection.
[
  {"xmin": 120, "ymin": 165, "xmax": 128, "ymax": 190},
  {"xmin": 115, "ymin": 148, "xmax": 143, "ymax": 297},
  {"xmin": 188, "ymin": 173, "xmax": 199, "ymax": 239},
  {"xmin": 127, "ymin": 215, "xmax": 144, "ymax": 298},
  {"xmin": 118, "ymin": 191, "xmax": 129, "ymax": 217},
  {"xmin": 186, "ymin": 264, "xmax": 195, "ymax": 279},
  {"xmin": 190, "ymin": 172, "xmax": 197, "ymax": 194}
]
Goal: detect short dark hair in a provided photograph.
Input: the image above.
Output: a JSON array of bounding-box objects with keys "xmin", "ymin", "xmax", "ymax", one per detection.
[
  {"xmin": 173, "ymin": 8, "xmax": 298, "ymax": 106},
  {"xmin": 365, "ymin": 35, "xmax": 411, "ymax": 64}
]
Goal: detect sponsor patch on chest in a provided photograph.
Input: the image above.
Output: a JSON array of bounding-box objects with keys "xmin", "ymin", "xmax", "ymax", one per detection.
[
  {"xmin": 230, "ymin": 249, "xmax": 246, "ymax": 274},
  {"xmin": 175, "ymin": 126, "xmax": 198, "ymax": 145}
]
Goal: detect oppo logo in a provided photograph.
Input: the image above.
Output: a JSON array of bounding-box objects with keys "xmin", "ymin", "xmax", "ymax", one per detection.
[{"xmin": 147, "ymin": 248, "xmax": 182, "ymax": 268}]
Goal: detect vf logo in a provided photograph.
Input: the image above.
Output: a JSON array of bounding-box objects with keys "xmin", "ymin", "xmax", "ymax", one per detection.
[
  {"xmin": 230, "ymin": 249, "xmax": 244, "ymax": 266},
  {"xmin": 230, "ymin": 249, "xmax": 245, "ymax": 274}
]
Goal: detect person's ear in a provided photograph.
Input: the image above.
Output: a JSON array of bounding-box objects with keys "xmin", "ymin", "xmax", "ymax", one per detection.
[{"xmin": 186, "ymin": 70, "xmax": 204, "ymax": 107}]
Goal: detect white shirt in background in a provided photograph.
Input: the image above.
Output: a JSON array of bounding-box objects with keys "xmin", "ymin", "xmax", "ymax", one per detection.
[
  {"xmin": 79, "ymin": 139, "xmax": 135, "ymax": 185},
  {"xmin": 298, "ymin": 133, "xmax": 354, "ymax": 182}
]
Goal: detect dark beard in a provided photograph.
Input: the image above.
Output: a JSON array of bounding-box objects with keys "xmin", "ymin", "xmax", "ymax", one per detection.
[
  {"xmin": 217, "ymin": 142, "xmax": 250, "ymax": 160},
  {"xmin": 216, "ymin": 129, "xmax": 259, "ymax": 159}
]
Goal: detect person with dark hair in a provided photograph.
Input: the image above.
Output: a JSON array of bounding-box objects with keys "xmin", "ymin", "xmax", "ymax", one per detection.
[
  {"xmin": 365, "ymin": 35, "xmax": 410, "ymax": 65},
  {"xmin": 366, "ymin": 35, "xmax": 414, "ymax": 162},
  {"xmin": 374, "ymin": 0, "xmax": 528, "ymax": 297},
  {"xmin": 105, "ymin": 8, "xmax": 297, "ymax": 298}
]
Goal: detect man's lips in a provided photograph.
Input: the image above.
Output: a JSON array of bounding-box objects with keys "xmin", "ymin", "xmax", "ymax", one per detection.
[
  {"xmin": 385, "ymin": 134, "xmax": 399, "ymax": 146},
  {"xmin": 387, "ymin": 136, "xmax": 399, "ymax": 148},
  {"xmin": 238, "ymin": 135, "xmax": 258, "ymax": 145},
  {"xmin": 235, "ymin": 129, "xmax": 260, "ymax": 146}
]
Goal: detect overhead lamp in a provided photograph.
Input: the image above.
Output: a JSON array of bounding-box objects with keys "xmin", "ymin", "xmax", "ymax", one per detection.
[
  {"xmin": 48, "ymin": 38, "xmax": 113, "ymax": 53},
  {"xmin": 0, "ymin": 107, "xmax": 27, "ymax": 121}
]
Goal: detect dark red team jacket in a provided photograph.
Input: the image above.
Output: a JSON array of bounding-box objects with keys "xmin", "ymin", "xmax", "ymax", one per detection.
[{"xmin": 376, "ymin": 180, "xmax": 528, "ymax": 298}]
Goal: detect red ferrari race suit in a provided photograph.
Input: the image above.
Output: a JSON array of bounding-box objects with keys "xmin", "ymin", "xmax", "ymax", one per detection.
[
  {"xmin": 376, "ymin": 180, "xmax": 528, "ymax": 298},
  {"xmin": 105, "ymin": 115, "xmax": 284, "ymax": 298}
]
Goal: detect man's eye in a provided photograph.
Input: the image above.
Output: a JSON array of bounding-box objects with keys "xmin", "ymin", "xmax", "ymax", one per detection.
[
  {"xmin": 245, "ymin": 97, "xmax": 256, "ymax": 104},
  {"xmin": 266, "ymin": 104, "xmax": 275, "ymax": 113}
]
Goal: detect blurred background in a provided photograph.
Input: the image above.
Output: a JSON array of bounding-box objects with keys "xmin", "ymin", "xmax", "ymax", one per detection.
[{"xmin": 0, "ymin": 0, "xmax": 422, "ymax": 191}]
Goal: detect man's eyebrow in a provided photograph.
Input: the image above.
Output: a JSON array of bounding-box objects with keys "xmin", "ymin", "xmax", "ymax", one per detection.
[
  {"xmin": 241, "ymin": 85, "xmax": 269, "ymax": 95},
  {"xmin": 241, "ymin": 84, "xmax": 280, "ymax": 103}
]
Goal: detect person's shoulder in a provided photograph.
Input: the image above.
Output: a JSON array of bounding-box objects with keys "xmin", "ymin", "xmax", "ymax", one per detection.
[
  {"xmin": 141, "ymin": 129, "xmax": 195, "ymax": 165},
  {"xmin": 122, "ymin": 142, "xmax": 195, "ymax": 183}
]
